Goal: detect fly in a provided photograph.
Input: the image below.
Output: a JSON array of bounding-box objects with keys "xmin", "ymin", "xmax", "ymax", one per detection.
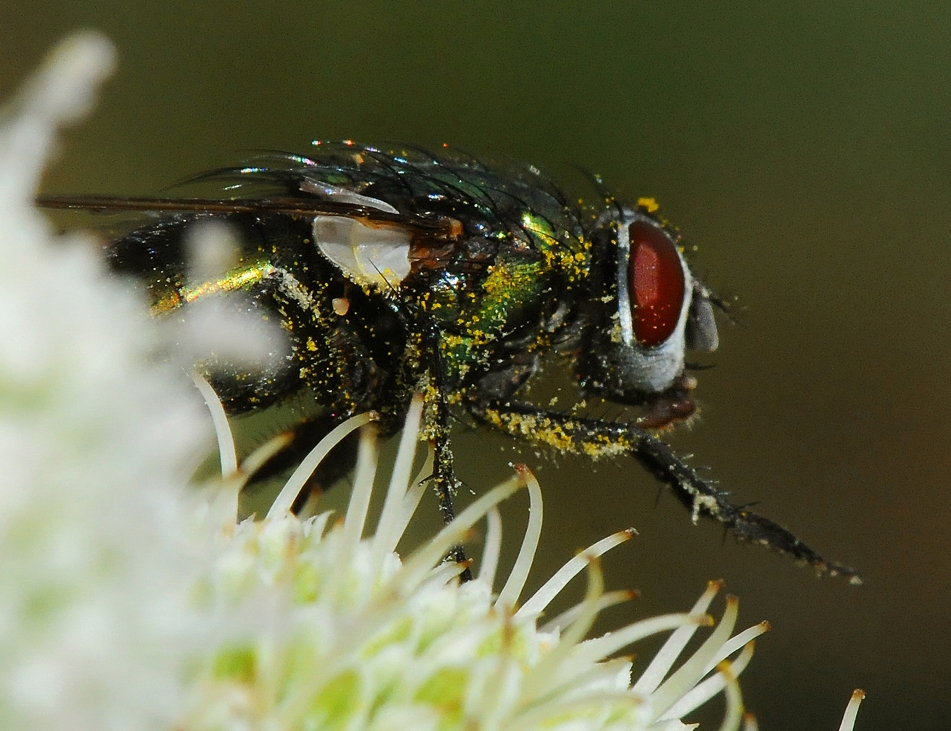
[{"xmin": 39, "ymin": 141, "xmax": 859, "ymax": 581}]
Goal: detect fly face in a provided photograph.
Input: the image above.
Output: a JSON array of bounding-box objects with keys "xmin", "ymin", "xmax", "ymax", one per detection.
[
  {"xmin": 578, "ymin": 206, "xmax": 719, "ymax": 427},
  {"xmin": 38, "ymin": 141, "xmax": 859, "ymax": 581}
]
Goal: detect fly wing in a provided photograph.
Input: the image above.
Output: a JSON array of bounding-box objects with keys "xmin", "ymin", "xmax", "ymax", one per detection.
[
  {"xmin": 38, "ymin": 141, "xmax": 584, "ymax": 288},
  {"xmin": 35, "ymin": 194, "xmax": 453, "ymax": 235}
]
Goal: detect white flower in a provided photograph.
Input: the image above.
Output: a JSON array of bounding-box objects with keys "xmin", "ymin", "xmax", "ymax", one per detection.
[
  {"xmin": 182, "ymin": 390, "xmax": 869, "ymax": 731},
  {"xmin": 179, "ymin": 393, "xmax": 818, "ymax": 731},
  {"xmin": 0, "ymin": 32, "xmax": 867, "ymax": 731},
  {"xmin": 0, "ymin": 32, "xmax": 213, "ymax": 731}
]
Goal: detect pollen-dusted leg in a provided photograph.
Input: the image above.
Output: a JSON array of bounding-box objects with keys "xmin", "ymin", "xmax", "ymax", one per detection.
[
  {"xmin": 415, "ymin": 319, "xmax": 470, "ymax": 573},
  {"xmin": 429, "ymin": 412, "xmax": 461, "ymax": 525},
  {"xmin": 472, "ymin": 400, "xmax": 860, "ymax": 582},
  {"xmin": 426, "ymin": 399, "xmax": 471, "ymax": 574}
]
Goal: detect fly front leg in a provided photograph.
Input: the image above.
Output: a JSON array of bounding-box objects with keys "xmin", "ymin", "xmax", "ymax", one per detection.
[
  {"xmin": 413, "ymin": 314, "xmax": 470, "ymax": 572},
  {"xmin": 427, "ymin": 393, "xmax": 460, "ymax": 525},
  {"xmin": 471, "ymin": 399, "xmax": 860, "ymax": 582},
  {"xmin": 423, "ymin": 388, "xmax": 471, "ymax": 574}
]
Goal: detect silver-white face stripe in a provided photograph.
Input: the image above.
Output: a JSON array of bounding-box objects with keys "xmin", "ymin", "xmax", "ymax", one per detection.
[{"xmin": 615, "ymin": 217, "xmax": 636, "ymax": 346}]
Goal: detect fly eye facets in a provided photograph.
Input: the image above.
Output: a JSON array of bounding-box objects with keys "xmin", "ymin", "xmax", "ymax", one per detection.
[{"xmin": 628, "ymin": 220, "xmax": 686, "ymax": 347}]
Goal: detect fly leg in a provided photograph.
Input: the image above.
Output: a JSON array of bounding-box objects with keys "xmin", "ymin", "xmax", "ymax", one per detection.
[
  {"xmin": 471, "ymin": 399, "xmax": 860, "ymax": 582},
  {"xmin": 425, "ymin": 391, "xmax": 472, "ymax": 576},
  {"xmin": 413, "ymin": 316, "xmax": 471, "ymax": 574}
]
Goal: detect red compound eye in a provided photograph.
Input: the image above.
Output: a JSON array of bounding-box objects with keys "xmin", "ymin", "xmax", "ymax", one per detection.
[{"xmin": 628, "ymin": 221, "xmax": 686, "ymax": 346}]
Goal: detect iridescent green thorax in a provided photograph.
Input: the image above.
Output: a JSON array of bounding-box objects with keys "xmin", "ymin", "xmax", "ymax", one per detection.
[{"xmin": 519, "ymin": 210, "xmax": 592, "ymax": 285}]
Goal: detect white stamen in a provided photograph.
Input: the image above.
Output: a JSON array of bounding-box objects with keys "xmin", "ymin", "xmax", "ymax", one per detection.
[
  {"xmin": 516, "ymin": 528, "xmax": 636, "ymax": 619},
  {"xmin": 266, "ymin": 412, "xmax": 375, "ymax": 518},
  {"xmin": 341, "ymin": 425, "xmax": 380, "ymax": 551},
  {"xmin": 837, "ymin": 690, "xmax": 866, "ymax": 731},
  {"xmin": 496, "ymin": 466, "xmax": 542, "ymax": 609},
  {"xmin": 392, "ymin": 442, "xmax": 434, "ymax": 546},
  {"xmin": 478, "ymin": 506, "xmax": 502, "ymax": 590},
  {"xmin": 239, "ymin": 431, "xmax": 293, "ymax": 482},
  {"xmin": 701, "ymin": 621, "xmax": 770, "ymax": 675},
  {"xmin": 661, "ymin": 641, "xmax": 757, "ymax": 719},
  {"xmin": 575, "ymin": 612, "xmax": 708, "ymax": 667},
  {"xmin": 305, "ymin": 510, "xmax": 334, "ymax": 541},
  {"xmin": 539, "ymin": 589, "xmax": 636, "ymax": 634},
  {"xmin": 191, "ymin": 371, "xmax": 237, "ymax": 478},
  {"xmin": 520, "ymin": 555, "xmax": 606, "ymax": 702},
  {"xmin": 370, "ymin": 394, "xmax": 424, "ymax": 561},
  {"xmin": 649, "ymin": 595, "xmax": 740, "ymax": 721},
  {"xmin": 507, "ymin": 692, "xmax": 641, "ymax": 731},
  {"xmin": 422, "ymin": 557, "xmax": 471, "ymax": 588},
  {"xmin": 716, "ymin": 660, "xmax": 744, "ymax": 731},
  {"xmin": 398, "ymin": 474, "xmax": 524, "ymax": 591},
  {"xmin": 633, "ymin": 579, "xmax": 723, "ymax": 695}
]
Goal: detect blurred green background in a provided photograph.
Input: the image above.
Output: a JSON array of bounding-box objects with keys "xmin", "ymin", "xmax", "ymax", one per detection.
[{"xmin": 5, "ymin": 2, "xmax": 950, "ymax": 729}]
